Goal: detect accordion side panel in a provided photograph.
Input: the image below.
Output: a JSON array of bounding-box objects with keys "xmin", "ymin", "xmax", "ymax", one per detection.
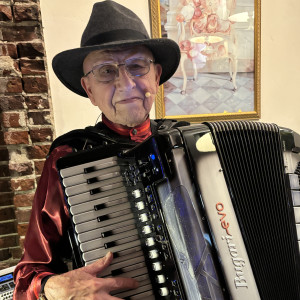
[{"xmin": 204, "ymin": 121, "xmax": 300, "ymax": 300}]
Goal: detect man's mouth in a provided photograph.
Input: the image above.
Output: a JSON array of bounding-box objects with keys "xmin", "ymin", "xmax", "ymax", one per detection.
[{"xmin": 117, "ymin": 97, "xmax": 142, "ymax": 104}]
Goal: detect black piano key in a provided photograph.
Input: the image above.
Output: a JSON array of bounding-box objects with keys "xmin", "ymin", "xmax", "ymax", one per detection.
[
  {"xmin": 97, "ymin": 215, "xmax": 109, "ymax": 222},
  {"xmin": 101, "ymin": 230, "xmax": 113, "ymax": 238},
  {"xmin": 87, "ymin": 177, "xmax": 98, "ymax": 184},
  {"xmin": 90, "ymin": 188, "xmax": 101, "ymax": 195},
  {"xmin": 84, "ymin": 166, "xmax": 95, "ymax": 173},
  {"xmin": 111, "ymin": 268, "xmax": 124, "ymax": 276},
  {"xmin": 105, "ymin": 241, "xmax": 116, "ymax": 249},
  {"xmin": 94, "ymin": 203, "xmax": 106, "ymax": 210}
]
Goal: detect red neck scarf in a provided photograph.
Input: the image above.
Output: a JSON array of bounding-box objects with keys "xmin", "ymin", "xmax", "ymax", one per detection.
[{"xmin": 102, "ymin": 115, "xmax": 152, "ymax": 143}]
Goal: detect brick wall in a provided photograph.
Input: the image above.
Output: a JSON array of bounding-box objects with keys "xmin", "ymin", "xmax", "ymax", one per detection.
[{"xmin": 0, "ymin": 0, "xmax": 54, "ymax": 269}]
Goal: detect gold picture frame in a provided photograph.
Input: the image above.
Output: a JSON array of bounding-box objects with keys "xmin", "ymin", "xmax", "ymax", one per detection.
[{"xmin": 149, "ymin": 0, "xmax": 261, "ymax": 123}]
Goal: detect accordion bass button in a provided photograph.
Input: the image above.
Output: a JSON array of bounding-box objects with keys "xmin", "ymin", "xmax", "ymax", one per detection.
[
  {"xmin": 132, "ymin": 189, "xmax": 141, "ymax": 198},
  {"xmin": 149, "ymin": 249, "xmax": 159, "ymax": 259},
  {"xmin": 159, "ymin": 287, "xmax": 169, "ymax": 296},
  {"xmin": 156, "ymin": 274, "xmax": 166, "ymax": 284},
  {"xmin": 152, "ymin": 261, "xmax": 162, "ymax": 271},
  {"xmin": 145, "ymin": 237, "xmax": 155, "ymax": 246},
  {"xmin": 142, "ymin": 225, "xmax": 153, "ymax": 234},
  {"xmin": 135, "ymin": 201, "xmax": 145, "ymax": 210},
  {"xmin": 139, "ymin": 213, "xmax": 149, "ymax": 222}
]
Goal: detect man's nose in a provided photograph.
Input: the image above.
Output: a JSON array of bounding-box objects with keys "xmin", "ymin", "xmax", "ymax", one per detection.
[{"xmin": 115, "ymin": 65, "xmax": 136, "ymax": 89}]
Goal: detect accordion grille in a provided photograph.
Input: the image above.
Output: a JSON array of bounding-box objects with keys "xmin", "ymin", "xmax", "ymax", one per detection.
[{"xmin": 206, "ymin": 121, "xmax": 300, "ymax": 300}]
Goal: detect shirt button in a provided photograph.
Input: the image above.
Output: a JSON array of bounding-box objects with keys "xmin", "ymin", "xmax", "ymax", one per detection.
[{"xmin": 132, "ymin": 129, "xmax": 138, "ymax": 135}]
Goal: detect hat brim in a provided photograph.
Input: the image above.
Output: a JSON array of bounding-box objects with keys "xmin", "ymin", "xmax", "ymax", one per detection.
[{"xmin": 52, "ymin": 38, "xmax": 180, "ymax": 97}]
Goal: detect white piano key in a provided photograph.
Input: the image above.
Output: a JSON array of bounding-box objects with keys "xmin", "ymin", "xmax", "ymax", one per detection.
[
  {"xmin": 75, "ymin": 212, "xmax": 135, "ymax": 234},
  {"xmin": 112, "ymin": 284, "xmax": 152, "ymax": 299},
  {"xmin": 77, "ymin": 220, "xmax": 136, "ymax": 243},
  {"xmin": 72, "ymin": 203, "xmax": 131, "ymax": 224},
  {"xmin": 289, "ymin": 174, "xmax": 300, "ymax": 189},
  {"xmin": 60, "ymin": 156, "xmax": 118, "ymax": 178},
  {"xmin": 68, "ymin": 185, "xmax": 126, "ymax": 206},
  {"xmin": 292, "ymin": 190, "xmax": 300, "ymax": 206},
  {"xmin": 111, "ymin": 277, "xmax": 151, "ymax": 294},
  {"xmin": 63, "ymin": 165, "xmax": 122, "ymax": 187},
  {"xmin": 294, "ymin": 207, "xmax": 300, "ymax": 223},
  {"xmin": 83, "ymin": 239, "xmax": 141, "ymax": 263},
  {"xmin": 65, "ymin": 176, "xmax": 124, "ymax": 197},
  {"xmin": 70, "ymin": 193, "xmax": 129, "ymax": 215},
  {"xmin": 87, "ymin": 246, "xmax": 143, "ymax": 266},
  {"xmin": 100, "ymin": 254, "xmax": 146, "ymax": 277},
  {"xmin": 80, "ymin": 229, "xmax": 139, "ymax": 252},
  {"xmin": 105, "ymin": 266, "xmax": 149, "ymax": 279},
  {"xmin": 127, "ymin": 291, "xmax": 155, "ymax": 300},
  {"xmin": 297, "ymin": 224, "xmax": 300, "ymax": 240}
]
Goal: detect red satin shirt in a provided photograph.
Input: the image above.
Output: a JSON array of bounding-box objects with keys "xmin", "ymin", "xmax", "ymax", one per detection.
[{"xmin": 13, "ymin": 119, "xmax": 152, "ymax": 299}]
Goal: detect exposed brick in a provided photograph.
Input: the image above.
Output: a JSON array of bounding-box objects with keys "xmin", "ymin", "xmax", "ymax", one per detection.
[
  {"xmin": 0, "ymin": 220, "xmax": 17, "ymax": 235},
  {"xmin": 13, "ymin": 4, "xmax": 39, "ymax": 21},
  {"xmin": 1, "ymin": 112, "xmax": 26, "ymax": 128},
  {"xmin": 0, "ymin": 148, "xmax": 9, "ymax": 161},
  {"xmin": 10, "ymin": 246, "xmax": 22, "ymax": 259},
  {"xmin": 9, "ymin": 162, "xmax": 33, "ymax": 176},
  {"xmin": 15, "ymin": 207, "xmax": 31, "ymax": 223},
  {"xmin": 17, "ymin": 42, "xmax": 44, "ymax": 58},
  {"xmin": 0, "ymin": 5, "xmax": 12, "ymax": 21},
  {"xmin": 0, "ymin": 206, "xmax": 15, "ymax": 221},
  {"xmin": 1, "ymin": 131, "xmax": 29, "ymax": 145},
  {"xmin": 0, "ymin": 193, "xmax": 14, "ymax": 205},
  {"xmin": 0, "ymin": 77, "xmax": 23, "ymax": 93},
  {"xmin": 30, "ymin": 127, "xmax": 53, "ymax": 142},
  {"xmin": 25, "ymin": 95, "xmax": 49, "ymax": 109},
  {"xmin": 0, "ymin": 234, "xmax": 18, "ymax": 248},
  {"xmin": 19, "ymin": 59, "xmax": 45, "ymax": 75},
  {"xmin": 23, "ymin": 77, "xmax": 48, "ymax": 93},
  {"xmin": 34, "ymin": 160, "xmax": 44, "ymax": 175},
  {"xmin": 0, "ymin": 248, "xmax": 11, "ymax": 261},
  {"xmin": 28, "ymin": 111, "xmax": 51, "ymax": 125},
  {"xmin": 17, "ymin": 222, "xmax": 28, "ymax": 236},
  {"xmin": 11, "ymin": 178, "xmax": 35, "ymax": 192},
  {"xmin": 2, "ymin": 25, "xmax": 41, "ymax": 42},
  {"xmin": 0, "ymin": 164, "xmax": 10, "ymax": 177},
  {"xmin": 0, "ymin": 95, "xmax": 25, "ymax": 112},
  {"xmin": 19, "ymin": 236, "xmax": 24, "ymax": 248},
  {"xmin": 0, "ymin": 43, "xmax": 18, "ymax": 58},
  {"xmin": 0, "ymin": 179, "xmax": 12, "ymax": 192},
  {"xmin": 0, "ymin": 56, "xmax": 20, "ymax": 76},
  {"xmin": 27, "ymin": 144, "xmax": 50, "ymax": 159},
  {"xmin": 13, "ymin": 193, "xmax": 34, "ymax": 207}
]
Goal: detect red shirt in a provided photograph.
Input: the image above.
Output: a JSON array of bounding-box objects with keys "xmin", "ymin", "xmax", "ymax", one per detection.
[{"xmin": 13, "ymin": 119, "xmax": 152, "ymax": 299}]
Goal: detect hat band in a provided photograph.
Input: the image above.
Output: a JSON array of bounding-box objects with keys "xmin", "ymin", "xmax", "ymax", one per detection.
[{"xmin": 82, "ymin": 29, "xmax": 149, "ymax": 47}]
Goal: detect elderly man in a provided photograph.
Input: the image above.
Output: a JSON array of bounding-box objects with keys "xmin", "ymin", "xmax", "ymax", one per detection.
[{"xmin": 13, "ymin": 1, "xmax": 181, "ymax": 299}]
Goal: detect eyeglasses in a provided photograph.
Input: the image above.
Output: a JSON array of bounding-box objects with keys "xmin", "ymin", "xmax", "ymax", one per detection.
[{"xmin": 83, "ymin": 57, "xmax": 154, "ymax": 82}]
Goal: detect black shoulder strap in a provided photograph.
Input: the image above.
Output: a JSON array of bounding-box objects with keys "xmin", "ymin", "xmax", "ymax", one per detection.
[
  {"xmin": 49, "ymin": 119, "xmax": 190, "ymax": 155},
  {"xmin": 48, "ymin": 123, "xmax": 136, "ymax": 155},
  {"xmin": 151, "ymin": 118, "xmax": 190, "ymax": 135}
]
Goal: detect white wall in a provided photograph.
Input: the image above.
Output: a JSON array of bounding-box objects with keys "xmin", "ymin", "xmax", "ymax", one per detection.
[{"xmin": 40, "ymin": 0, "xmax": 300, "ymax": 137}]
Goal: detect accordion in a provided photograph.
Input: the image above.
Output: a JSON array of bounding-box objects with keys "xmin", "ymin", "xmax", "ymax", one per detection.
[{"xmin": 57, "ymin": 121, "xmax": 300, "ymax": 300}]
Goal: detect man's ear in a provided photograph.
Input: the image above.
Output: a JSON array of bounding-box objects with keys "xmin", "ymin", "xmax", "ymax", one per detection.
[
  {"xmin": 155, "ymin": 64, "xmax": 162, "ymax": 86},
  {"xmin": 81, "ymin": 77, "xmax": 96, "ymax": 105}
]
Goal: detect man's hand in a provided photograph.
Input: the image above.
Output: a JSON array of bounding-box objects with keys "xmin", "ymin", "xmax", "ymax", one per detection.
[{"xmin": 43, "ymin": 252, "xmax": 139, "ymax": 300}]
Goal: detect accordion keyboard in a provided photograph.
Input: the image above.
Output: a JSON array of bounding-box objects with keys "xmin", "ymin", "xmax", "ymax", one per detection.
[{"xmin": 59, "ymin": 154, "xmax": 185, "ymax": 299}]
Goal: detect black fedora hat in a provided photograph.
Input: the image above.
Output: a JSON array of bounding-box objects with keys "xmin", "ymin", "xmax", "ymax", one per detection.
[{"xmin": 52, "ymin": 0, "xmax": 180, "ymax": 97}]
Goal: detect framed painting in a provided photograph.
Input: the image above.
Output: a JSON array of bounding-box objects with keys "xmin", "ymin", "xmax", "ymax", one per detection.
[{"xmin": 149, "ymin": 0, "xmax": 261, "ymax": 122}]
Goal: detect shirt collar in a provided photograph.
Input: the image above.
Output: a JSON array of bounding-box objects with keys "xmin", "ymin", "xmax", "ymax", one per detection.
[{"xmin": 102, "ymin": 115, "xmax": 152, "ymax": 143}]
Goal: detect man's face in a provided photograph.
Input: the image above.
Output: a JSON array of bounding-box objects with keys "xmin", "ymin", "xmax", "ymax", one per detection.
[{"xmin": 81, "ymin": 46, "xmax": 162, "ymax": 127}]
